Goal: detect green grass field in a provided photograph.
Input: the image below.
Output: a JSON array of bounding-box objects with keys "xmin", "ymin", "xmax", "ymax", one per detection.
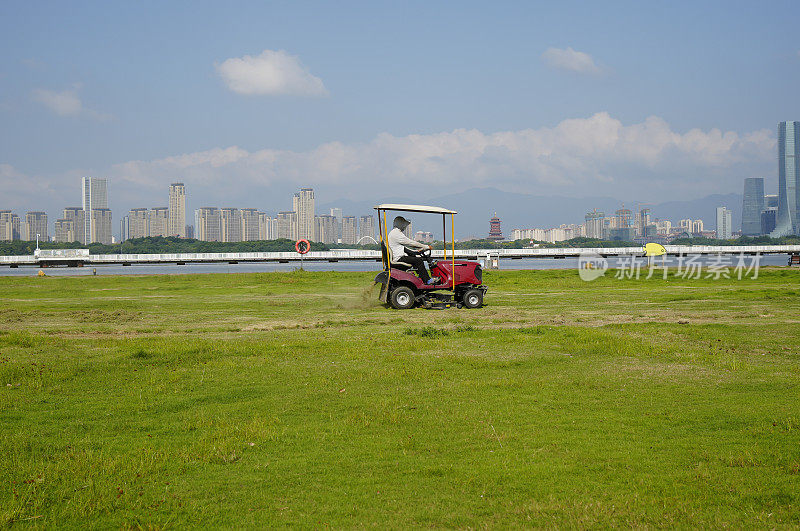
[{"xmin": 1, "ymin": 268, "xmax": 799, "ymax": 528}]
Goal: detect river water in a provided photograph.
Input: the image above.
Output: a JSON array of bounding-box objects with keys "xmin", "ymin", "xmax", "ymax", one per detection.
[{"xmin": 0, "ymin": 254, "xmax": 792, "ymax": 276}]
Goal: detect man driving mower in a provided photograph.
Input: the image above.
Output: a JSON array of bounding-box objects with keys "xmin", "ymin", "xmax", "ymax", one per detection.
[{"xmin": 387, "ymin": 216, "xmax": 440, "ymax": 285}]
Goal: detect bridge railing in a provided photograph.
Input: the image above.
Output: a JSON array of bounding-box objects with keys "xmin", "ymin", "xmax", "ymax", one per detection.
[{"xmin": 2, "ymin": 245, "xmax": 799, "ymax": 266}]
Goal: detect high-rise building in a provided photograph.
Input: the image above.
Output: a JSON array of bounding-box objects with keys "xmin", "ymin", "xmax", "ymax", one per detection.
[
  {"xmin": 90, "ymin": 208, "xmax": 113, "ymax": 244},
  {"xmin": 25, "ymin": 212, "xmax": 48, "ymax": 241},
  {"xmin": 148, "ymin": 207, "xmax": 169, "ymax": 237},
  {"xmin": 256, "ymin": 213, "xmax": 271, "ymax": 240},
  {"xmin": 185, "ymin": 225, "xmax": 195, "ymax": 239},
  {"xmin": 765, "ymin": 194, "xmax": 779, "ymax": 209},
  {"xmin": 742, "ymin": 177, "xmax": 765, "ymax": 236},
  {"xmin": 413, "ymin": 231, "xmax": 435, "ymax": 243},
  {"xmin": 168, "ymin": 183, "xmax": 186, "ymax": 237},
  {"xmin": 403, "ymin": 221, "xmax": 413, "ymax": 238},
  {"xmin": 54, "ymin": 219, "xmax": 75, "ymax": 243},
  {"xmin": 127, "ymin": 208, "xmax": 149, "ymax": 239},
  {"xmin": 771, "ymin": 121, "xmax": 800, "ymax": 237},
  {"xmin": 615, "ymin": 208, "xmax": 633, "ymax": 228},
  {"xmin": 10, "ymin": 214, "xmax": 20, "ymax": 240},
  {"xmin": 257, "ymin": 213, "xmax": 273, "ymax": 240},
  {"xmin": 314, "ymin": 215, "xmax": 338, "ymax": 244},
  {"xmin": 195, "ymin": 207, "xmax": 221, "ymax": 241},
  {"xmin": 762, "ymin": 209, "xmax": 777, "ymax": 235},
  {"xmin": 342, "ymin": 216, "xmax": 357, "ymax": 244},
  {"xmin": 511, "ymin": 228, "xmax": 546, "ymax": 241},
  {"xmin": 0, "ymin": 211, "xmax": 14, "ymax": 241},
  {"xmin": 635, "ymin": 208, "xmax": 651, "ymax": 236},
  {"xmin": 82, "ymin": 177, "xmax": 108, "ymax": 243},
  {"xmin": 358, "ymin": 215, "xmax": 376, "ymax": 243},
  {"xmin": 295, "ymin": 188, "xmax": 315, "ymax": 241},
  {"xmin": 219, "ymin": 208, "xmax": 242, "ymax": 242},
  {"xmin": 716, "ymin": 207, "xmax": 732, "ymax": 239},
  {"xmin": 654, "ymin": 220, "xmax": 672, "ymax": 235},
  {"xmin": 240, "ymin": 208, "xmax": 261, "ymax": 241},
  {"xmin": 691, "ymin": 219, "xmax": 704, "ymax": 234},
  {"xmin": 63, "ymin": 208, "xmax": 85, "ymax": 245},
  {"xmin": 606, "ymin": 227, "xmax": 637, "ymax": 241},
  {"xmin": 277, "ymin": 211, "xmax": 297, "ymax": 240},
  {"xmin": 762, "ymin": 194, "xmax": 779, "ymax": 234},
  {"xmin": 330, "ymin": 208, "xmax": 343, "ymax": 239},
  {"xmin": 585, "ymin": 209, "xmax": 604, "ymax": 239},
  {"xmin": 120, "ymin": 217, "xmax": 129, "ymax": 242}
]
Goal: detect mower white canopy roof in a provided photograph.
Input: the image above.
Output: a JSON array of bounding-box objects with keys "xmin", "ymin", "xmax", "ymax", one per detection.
[{"xmin": 374, "ymin": 203, "xmax": 457, "ymax": 215}]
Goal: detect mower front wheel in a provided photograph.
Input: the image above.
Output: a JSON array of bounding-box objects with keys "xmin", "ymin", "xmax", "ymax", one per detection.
[
  {"xmin": 390, "ymin": 286, "xmax": 416, "ymax": 309},
  {"xmin": 461, "ymin": 288, "xmax": 484, "ymax": 309}
]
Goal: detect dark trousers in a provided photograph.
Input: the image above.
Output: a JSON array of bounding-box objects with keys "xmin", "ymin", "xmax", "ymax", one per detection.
[{"xmin": 398, "ymin": 255, "xmax": 431, "ymax": 283}]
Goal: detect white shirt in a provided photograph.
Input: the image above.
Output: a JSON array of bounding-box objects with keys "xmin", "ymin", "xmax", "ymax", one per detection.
[{"xmin": 387, "ymin": 227, "xmax": 427, "ymax": 262}]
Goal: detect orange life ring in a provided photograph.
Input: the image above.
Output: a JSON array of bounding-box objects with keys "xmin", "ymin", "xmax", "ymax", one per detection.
[{"xmin": 295, "ymin": 239, "xmax": 310, "ymax": 254}]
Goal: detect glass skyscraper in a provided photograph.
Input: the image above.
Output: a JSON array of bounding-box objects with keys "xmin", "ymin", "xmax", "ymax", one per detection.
[
  {"xmin": 770, "ymin": 121, "xmax": 800, "ymax": 237},
  {"xmin": 741, "ymin": 177, "xmax": 765, "ymax": 236}
]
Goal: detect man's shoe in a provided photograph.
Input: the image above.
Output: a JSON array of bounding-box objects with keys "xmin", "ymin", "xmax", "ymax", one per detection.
[{"xmin": 426, "ymin": 277, "xmax": 440, "ymax": 285}]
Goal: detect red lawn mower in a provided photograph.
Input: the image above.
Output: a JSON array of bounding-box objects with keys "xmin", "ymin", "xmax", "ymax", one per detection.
[{"xmin": 373, "ymin": 204, "xmax": 488, "ymax": 310}]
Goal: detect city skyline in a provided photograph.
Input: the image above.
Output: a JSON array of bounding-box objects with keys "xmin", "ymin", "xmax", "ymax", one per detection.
[
  {"xmin": 2, "ymin": 117, "xmax": 799, "ymax": 244},
  {"xmin": 0, "ymin": 182, "xmax": 751, "ymax": 245},
  {"xmin": 0, "ymin": 174, "xmax": 788, "ymax": 245}
]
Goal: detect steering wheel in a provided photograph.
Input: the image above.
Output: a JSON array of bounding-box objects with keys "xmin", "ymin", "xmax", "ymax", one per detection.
[{"xmin": 408, "ymin": 247, "xmax": 433, "ymax": 262}]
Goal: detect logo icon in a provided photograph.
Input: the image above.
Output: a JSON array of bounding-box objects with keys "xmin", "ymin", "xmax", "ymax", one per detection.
[
  {"xmin": 643, "ymin": 242, "xmax": 667, "ymax": 257},
  {"xmin": 578, "ymin": 251, "xmax": 608, "ymax": 281}
]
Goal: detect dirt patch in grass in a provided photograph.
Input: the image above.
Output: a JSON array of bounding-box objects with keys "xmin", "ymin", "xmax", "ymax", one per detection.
[{"xmin": 242, "ymin": 320, "xmax": 323, "ymax": 331}]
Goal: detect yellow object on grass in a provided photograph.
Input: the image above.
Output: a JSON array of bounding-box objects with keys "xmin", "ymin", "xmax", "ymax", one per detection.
[{"xmin": 643, "ymin": 243, "xmax": 667, "ymax": 256}]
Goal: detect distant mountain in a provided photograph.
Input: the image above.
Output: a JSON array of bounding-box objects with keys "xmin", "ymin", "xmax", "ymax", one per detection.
[{"xmin": 319, "ymin": 188, "xmax": 743, "ymax": 239}]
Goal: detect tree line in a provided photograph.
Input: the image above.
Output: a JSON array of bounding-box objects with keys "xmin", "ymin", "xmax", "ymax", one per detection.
[
  {"xmin": 2, "ymin": 234, "xmax": 798, "ymax": 256},
  {"xmin": 0, "ymin": 236, "xmax": 334, "ymax": 256}
]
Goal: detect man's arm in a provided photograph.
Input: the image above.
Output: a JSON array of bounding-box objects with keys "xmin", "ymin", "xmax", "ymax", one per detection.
[{"xmin": 393, "ymin": 230, "xmax": 429, "ymax": 252}]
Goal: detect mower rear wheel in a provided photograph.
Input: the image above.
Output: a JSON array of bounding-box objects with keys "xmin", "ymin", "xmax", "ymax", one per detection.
[
  {"xmin": 462, "ymin": 288, "xmax": 483, "ymax": 309},
  {"xmin": 390, "ymin": 286, "xmax": 416, "ymax": 309}
]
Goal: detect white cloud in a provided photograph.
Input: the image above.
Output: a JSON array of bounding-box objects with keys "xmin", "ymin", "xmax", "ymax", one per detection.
[
  {"xmin": 107, "ymin": 113, "xmax": 773, "ymax": 202},
  {"xmin": 31, "ymin": 85, "xmax": 112, "ymax": 120},
  {"xmin": 0, "ymin": 114, "xmax": 775, "ymax": 218},
  {"xmin": 542, "ymin": 47, "xmax": 601, "ymax": 74},
  {"xmin": 215, "ymin": 49, "xmax": 328, "ymax": 96},
  {"xmin": 32, "ymin": 87, "xmax": 82, "ymax": 116}
]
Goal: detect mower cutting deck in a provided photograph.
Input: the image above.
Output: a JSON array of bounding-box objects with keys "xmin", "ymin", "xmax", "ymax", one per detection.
[{"xmin": 373, "ymin": 204, "xmax": 488, "ymax": 310}]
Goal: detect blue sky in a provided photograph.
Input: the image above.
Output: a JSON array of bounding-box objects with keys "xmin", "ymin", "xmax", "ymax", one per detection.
[{"xmin": 1, "ymin": 0, "xmax": 799, "ymax": 224}]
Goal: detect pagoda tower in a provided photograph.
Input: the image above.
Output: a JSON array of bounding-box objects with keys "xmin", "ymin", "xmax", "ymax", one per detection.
[{"xmin": 488, "ymin": 213, "xmax": 503, "ymax": 240}]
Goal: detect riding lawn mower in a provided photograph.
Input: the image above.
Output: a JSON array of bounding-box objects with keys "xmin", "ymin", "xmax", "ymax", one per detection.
[{"xmin": 373, "ymin": 204, "xmax": 488, "ymax": 310}]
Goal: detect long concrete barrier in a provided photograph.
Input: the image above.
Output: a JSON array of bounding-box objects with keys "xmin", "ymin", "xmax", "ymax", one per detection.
[{"xmin": 1, "ymin": 245, "xmax": 799, "ymax": 267}]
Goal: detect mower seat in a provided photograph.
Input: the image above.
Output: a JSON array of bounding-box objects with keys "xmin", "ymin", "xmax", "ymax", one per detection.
[{"xmin": 381, "ymin": 242, "xmax": 414, "ymax": 271}]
